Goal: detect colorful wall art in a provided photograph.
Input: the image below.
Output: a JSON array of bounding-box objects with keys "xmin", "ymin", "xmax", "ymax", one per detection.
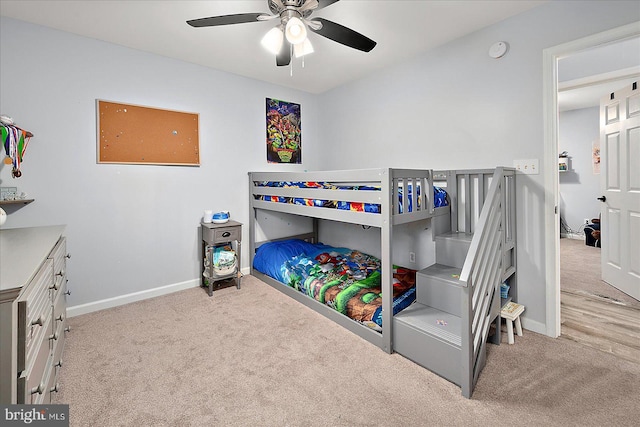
[
  {"xmin": 266, "ymin": 98, "xmax": 301, "ymax": 164},
  {"xmin": 592, "ymin": 139, "xmax": 600, "ymax": 175}
]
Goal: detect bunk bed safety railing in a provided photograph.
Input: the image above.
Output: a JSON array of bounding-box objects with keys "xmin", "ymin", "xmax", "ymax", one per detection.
[
  {"xmin": 435, "ymin": 169, "xmax": 497, "ymax": 234},
  {"xmin": 250, "ymin": 169, "xmax": 436, "ymax": 228},
  {"xmin": 391, "ymin": 169, "xmax": 434, "ymax": 225},
  {"xmin": 458, "ymin": 167, "xmax": 514, "ymax": 397}
]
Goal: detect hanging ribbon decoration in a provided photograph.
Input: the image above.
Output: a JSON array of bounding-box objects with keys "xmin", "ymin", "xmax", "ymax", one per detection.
[{"xmin": 1, "ymin": 121, "xmax": 33, "ymax": 178}]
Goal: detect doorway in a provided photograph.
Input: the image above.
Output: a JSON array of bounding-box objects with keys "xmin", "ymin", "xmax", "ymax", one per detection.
[
  {"xmin": 543, "ymin": 22, "xmax": 640, "ymax": 338},
  {"xmin": 557, "ymin": 36, "xmax": 639, "ymax": 301},
  {"xmin": 558, "ymin": 51, "xmax": 640, "ymax": 363}
]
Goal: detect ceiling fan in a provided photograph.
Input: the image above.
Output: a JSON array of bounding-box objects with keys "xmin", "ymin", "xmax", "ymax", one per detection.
[{"xmin": 187, "ymin": 0, "xmax": 376, "ymax": 67}]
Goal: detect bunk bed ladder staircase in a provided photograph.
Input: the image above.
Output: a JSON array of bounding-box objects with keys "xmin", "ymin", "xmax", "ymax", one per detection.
[{"xmin": 393, "ymin": 167, "xmax": 515, "ymax": 398}]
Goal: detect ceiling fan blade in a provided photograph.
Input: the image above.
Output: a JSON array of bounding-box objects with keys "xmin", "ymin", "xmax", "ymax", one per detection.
[
  {"xmin": 257, "ymin": 14, "xmax": 279, "ymax": 21},
  {"xmin": 276, "ymin": 41, "xmax": 292, "ymax": 66},
  {"xmin": 299, "ymin": 0, "xmax": 320, "ymax": 13},
  {"xmin": 316, "ymin": 0, "xmax": 340, "ymax": 10},
  {"xmin": 309, "ymin": 18, "xmax": 376, "ymax": 52},
  {"xmin": 187, "ymin": 13, "xmax": 264, "ymax": 28}
]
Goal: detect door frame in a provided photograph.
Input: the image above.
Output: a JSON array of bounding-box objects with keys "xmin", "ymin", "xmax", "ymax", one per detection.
[{"xmin": 542, "ymin": 21, "xmax": 640, "ymax": 338}]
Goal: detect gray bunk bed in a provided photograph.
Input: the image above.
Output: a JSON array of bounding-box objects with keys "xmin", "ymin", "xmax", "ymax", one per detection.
[{"xmin": 248, "ymin": 167, "xmax": 516, "ymax": 398}]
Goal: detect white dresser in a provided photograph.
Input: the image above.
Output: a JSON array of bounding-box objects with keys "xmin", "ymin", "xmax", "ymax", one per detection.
[{"xmin": 0, "ymin": 225, "xmax": 70, "ymax": 404}]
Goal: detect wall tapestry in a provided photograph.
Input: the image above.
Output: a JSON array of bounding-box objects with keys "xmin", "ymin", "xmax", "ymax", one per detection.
[{"xmin": 266, "ymin": 98, "xmax": 301, "ymax": 164}]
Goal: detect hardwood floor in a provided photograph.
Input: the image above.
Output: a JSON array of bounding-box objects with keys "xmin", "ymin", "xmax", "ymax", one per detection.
[
  {"xmin": 560, "ymin": 238, "xmax": 640, "ymax": 364},
  {"xmin": 561, "ymin": 289, "xmax": 640, "ymax": 364}
]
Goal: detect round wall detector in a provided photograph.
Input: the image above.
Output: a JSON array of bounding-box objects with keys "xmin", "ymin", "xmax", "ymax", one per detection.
[{"xmin": 489, "ymin": 41, "xmax": 508, "ymax": 59}]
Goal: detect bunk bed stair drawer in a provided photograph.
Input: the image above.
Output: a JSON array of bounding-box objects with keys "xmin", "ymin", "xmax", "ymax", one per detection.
[
  {"xmin": 416, "ymin": 264, "xmax": 463, "ymax": 316},
  {"xmin": 435, "ymin": 232, "xmax": 473, "ymax": 269},
  {"xmin": 393, "ymin": 302, "xmax": 462, "ymax": 386}
]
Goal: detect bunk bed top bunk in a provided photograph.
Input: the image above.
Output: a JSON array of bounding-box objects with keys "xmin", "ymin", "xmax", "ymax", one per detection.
[
  {"xmin": 248, "ymin": 168, "xmax": 449, "ymax": 353},
  {"xmin": 250, "ymin": 168, "xmax": 448, "ymax": 227}
]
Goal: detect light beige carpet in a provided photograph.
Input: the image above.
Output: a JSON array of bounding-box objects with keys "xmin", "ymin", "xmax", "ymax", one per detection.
[{"xmin": 53, "ymin": 275, "xmax": 640, "ymax": 426}]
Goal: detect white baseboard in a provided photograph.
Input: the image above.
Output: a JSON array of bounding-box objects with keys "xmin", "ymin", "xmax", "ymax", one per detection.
[
  {"xmin": 520, "ymin": 316, "xmax": 548, "ymax": 336},
  {"xmin": 68, "ymin": 267, "xmax": 251, "ymax": 318},
  {"xmin": 561, "ymin": 232, "xmax": 583, "ymax": 240},
  {"xmin": 67, "ymin": 279, "xmax": 200, "ymax": 318}
]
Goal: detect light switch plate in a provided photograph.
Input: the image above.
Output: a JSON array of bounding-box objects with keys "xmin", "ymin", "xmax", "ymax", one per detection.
[{"xmin": 513, "ymin": 159, "xmax": 539, "ymax": 175}]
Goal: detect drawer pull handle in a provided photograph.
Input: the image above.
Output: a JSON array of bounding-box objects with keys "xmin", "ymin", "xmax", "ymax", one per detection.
[
  {"xmin": 56, "ymin": 314, "xmax": 64, "ymax": 322},
  {"xmin": 49, "ymin": 332, "xmax": 59, "ymax": 341},
  {"xmin": 50, "ymin": 383, "xmax": 60, "ymax": 393},
  {"xmin": 66, "ymin": 253, "xmax": 71, "ymax": 259},
  {"xmin": 222, "ymin": 231, "xmax": 231, "ymax": 238},
  {"xmin": 31, "ymin": 316, "xmax": 44, "ymax": 326},
  {"xmin": 65, "ymin": 289, "xmax": 71, "ymax": 296},
  {"xmin": 64, "ymin": 326, "xmax": 71, "ymax": 333},
  {"xmin": 56, "ymin": 270, "xmax": 65, "ymax": 277},
  {"xmin": 31, "ymin": 383, "xmax": 44, "ymax": 395},
  {"xmin": 55, "ymin": 359, "xmax": 63, "ymax": 368}
]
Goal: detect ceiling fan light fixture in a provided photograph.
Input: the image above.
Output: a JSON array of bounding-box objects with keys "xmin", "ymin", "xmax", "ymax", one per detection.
[
  {"xmin": 261, "ymin": 26, "xmax": 284, "ymax": 55},
  {"xmin": 187, "ymin": 0, "xmax": 377, "ymax": 67},
  {"xmin": 294, "ymin": 38, "xmax": 314, "ymax": 58},
  {"xmin": 285, "ymin": 17, "xmax": 307, "ymax": 44}
]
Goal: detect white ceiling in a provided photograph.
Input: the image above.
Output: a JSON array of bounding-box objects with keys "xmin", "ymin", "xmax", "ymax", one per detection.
[
  {"xmin": 0, "ymin": 0, "xmax": 547, "ymax": 94},
  {"xmin": 557, "ymin": 36, "xmax": 640, "ymax": 112}
]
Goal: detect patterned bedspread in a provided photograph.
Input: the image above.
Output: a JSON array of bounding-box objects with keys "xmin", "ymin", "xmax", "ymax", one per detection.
[
  {"xmin": 253, "ymin": 239, "xmax": 416, "ymax": 331},
  {"xmin": 253, "ymin": 181, "xmax": 448, "ymax": 213}
]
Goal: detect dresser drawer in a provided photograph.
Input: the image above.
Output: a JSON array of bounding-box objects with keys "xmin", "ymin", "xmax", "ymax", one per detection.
[
  {"xmin": 51, "ymin": 283, "xmax": 67, "ymax": 365},
  {"xmin": 52, "ymin": 280, "xmax": 66, "ymax": 327},
  {"xmin": 17, "ymin": 259, "xmax": 54, "ymax": 373},
  {"xmin": 51, "ymin": 319, "xmax": 65, "ymax": 376},
  {"xmin": 16, "ymin": 319, "xmax": 52, "ymax": 404},
  {"xmin": 52, "ymin": 324, "xmax": 65, "ymax": 377},
  {"xmin": 36, "ymin": 357, "xmax": 55, "ymax": 405},
  {"xmin": 49, "ymin": 237, "xmax": 67, "ymax": 299}
]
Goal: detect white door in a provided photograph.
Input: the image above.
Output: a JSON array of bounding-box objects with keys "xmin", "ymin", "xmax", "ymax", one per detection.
[{"xmin": 600, "ymin": 81, "xmax": 640, "ymax": 300}]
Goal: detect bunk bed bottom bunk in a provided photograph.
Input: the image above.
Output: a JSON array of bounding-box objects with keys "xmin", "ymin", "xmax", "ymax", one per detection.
[
  {"xmin": 252, "ymin": 270, "xmax": 388, "ymax": 349},
  {"xmin": 251, "ymin": 237, "xmax": 419, "ymax": 348}
]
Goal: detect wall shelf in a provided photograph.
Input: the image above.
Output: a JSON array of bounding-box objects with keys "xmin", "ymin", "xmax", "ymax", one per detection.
[{"xmin": 0, "ymin": 199, "xmax": 34, "ymax": 206}]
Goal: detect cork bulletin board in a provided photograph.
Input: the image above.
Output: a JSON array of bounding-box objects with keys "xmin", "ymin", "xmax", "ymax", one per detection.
[{"xmin": 97, "ymin": 100, "xmax": 200, "ymax": 165}]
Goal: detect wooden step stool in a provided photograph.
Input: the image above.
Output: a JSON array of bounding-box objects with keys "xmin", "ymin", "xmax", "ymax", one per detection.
[{"xmin": 501, "ymin": 302, "xmax": 525, "ymax": 344}]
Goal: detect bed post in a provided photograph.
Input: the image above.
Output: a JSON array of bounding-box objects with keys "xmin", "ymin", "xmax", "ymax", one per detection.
[
  {"xmin": 313, "ymin": 217, "xmax": 319, "ymax": 244},
  {"xmin": 446, "ymin": 171, "xmax": 459, "ymax": 232},
  {"xmin": 381, "ymin": 168, "xmax": 393, "ymax": 353},
  {"xmin": 248, "ymin": 172, "xmax": 256, "ymax": 276}
]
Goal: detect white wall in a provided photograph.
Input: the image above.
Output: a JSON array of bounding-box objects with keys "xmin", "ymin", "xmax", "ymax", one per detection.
[
  {"xmin": 0, "ymin": 17, "xmax": 322, "ymax": 309},
  {"xmin": 316, "ymin": 1, "xmax": 640, "ymax": 332},
  {"xmin": 558, "ymin": 107, "xmax": 601, "ymax": 234}
]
